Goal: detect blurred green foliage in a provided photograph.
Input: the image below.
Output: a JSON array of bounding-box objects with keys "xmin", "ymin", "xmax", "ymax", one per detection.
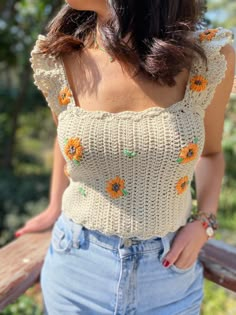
[
  {"xmin": 207, "ymin": 0, "xmax": 236, "ymax": 28},
  {"xmin": 0, "ymin": 0, "xmax": 236, "ymax": 314},
  {"xmin": 202, "ymin": 280, "xmax": 236, "ymax": 314},
  {"xmin": 1, "ymin": 295, "xmax": 43, "ymax": 315}
]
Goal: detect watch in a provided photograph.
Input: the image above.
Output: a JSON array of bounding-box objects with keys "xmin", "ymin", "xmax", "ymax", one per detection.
[
  {"xmin": 205, "ymin": 225, "xmax": 215, "ymax": 239},
  {"xmin": 198, "ymin": 219, "xmax": 215, "ymax": 239}
]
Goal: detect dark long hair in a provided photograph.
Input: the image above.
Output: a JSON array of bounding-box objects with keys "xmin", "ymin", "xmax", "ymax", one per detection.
[{"xmin": 39, "ymin": 0, "xmax": 207, "ymax": 86}]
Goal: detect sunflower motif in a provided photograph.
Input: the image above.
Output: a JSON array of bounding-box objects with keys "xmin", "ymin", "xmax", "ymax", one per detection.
[
  {"xmin": 58, "ymin": 87, "xmax": 72, "ymax": 106},
  {"xmin": 190, "ymin": 75, "xmax": 208, "ymax": 92},
  {"xmin": 106, "ymin": 176, "xmax": 128, "ymax": 199},
  {"xmin": 176, "ymin": 176, "xmax": 189, "ymax": 195},
  {"xmin": 199, "ymin": 29, "xmax": 218, "ymax": 42},
  {"xmin": 64, "ymin": 138, "xmax": 84, "ymax": 165},
  {"xmin": 177, "ymin": 138, "xmax": 199, "ymax": 164}
]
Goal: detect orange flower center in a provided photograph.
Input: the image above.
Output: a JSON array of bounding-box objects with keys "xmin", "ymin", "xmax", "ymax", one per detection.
[
  {"xmin": 181, "ymin": 182, "xmax": 187, "ymax": 189},
  {"xmin": 112, "ymin": 183, "xmax": 120, "ymax": 192}
]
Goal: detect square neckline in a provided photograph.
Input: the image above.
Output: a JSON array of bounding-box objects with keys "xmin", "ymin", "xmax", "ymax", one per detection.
[{"xmin": 59, "ymin": 52, "xmax": 193, "ymax": 118}]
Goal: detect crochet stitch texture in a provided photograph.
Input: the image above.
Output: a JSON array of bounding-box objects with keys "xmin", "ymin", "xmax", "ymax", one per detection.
[{"xmin": 30, "ymin": 27, "xmax": 233, "ymax": 239}]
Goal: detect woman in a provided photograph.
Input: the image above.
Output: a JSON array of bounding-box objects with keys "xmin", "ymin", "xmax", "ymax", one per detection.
[{"xmin": 15, "ymin": 0, "xmax": 235, "ymax": 314}]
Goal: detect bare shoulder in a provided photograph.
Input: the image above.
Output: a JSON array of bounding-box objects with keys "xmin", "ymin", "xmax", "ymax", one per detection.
[
  {"xmin": 220, "ymin": 43, "xmax": 235, "ymax": 67},
  {"xmin": 214, "ymin": 43, "xmax": 235, "ymax": 99},
  {"xmin": 212, "ymin": 43, "xmax": 235, "ymax": 103}
]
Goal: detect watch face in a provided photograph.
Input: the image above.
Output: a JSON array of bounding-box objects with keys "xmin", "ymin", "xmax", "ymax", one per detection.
[{"xmin": 206, "ymin": 226, "xmax": 214, "ymax": 237}]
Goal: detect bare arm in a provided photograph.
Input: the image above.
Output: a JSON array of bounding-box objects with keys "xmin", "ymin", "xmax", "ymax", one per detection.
[
  {"xmin": 48, "ymin": 133, "xmax": 69, "ymax": 214},
  {"xmin": 15, "ymin": 112, "xmax": 69, "ymax": 236},
  {"xmin": 161, "ymin": 44, "xmax": 235, "ymax": 269},
  {"xmin": 194, "ymin": 44, "xmax": 235, "ymax": 216}
]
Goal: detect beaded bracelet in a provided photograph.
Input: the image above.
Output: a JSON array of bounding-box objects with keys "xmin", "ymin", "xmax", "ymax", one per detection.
[
  {"xmin": 198, "ymin": 212, "xmax": 219, "ymax": 230},
  {"xmin": 187, "ymin": 211, "xmax": 219, "ymax": 231},
  {"xmin": 187, "ymin": 211, "xmax": 219, "ymax": 239}
]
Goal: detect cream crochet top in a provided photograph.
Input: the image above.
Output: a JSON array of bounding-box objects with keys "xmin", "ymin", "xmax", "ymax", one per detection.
[{"xmin": 30, "ymin": 27, "xmax": 233, "ymax": 239}]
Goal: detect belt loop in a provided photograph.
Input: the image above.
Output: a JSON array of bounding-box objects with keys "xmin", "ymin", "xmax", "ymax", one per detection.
[
  {"xmin": 71, "ymin": 222, "xmax": 83, "ymax": 248},
  {"xmin": 117, "ymin": 237, "xmax": 124, "ymax": 258},
  {"xmin": 159, "ymin": 235, "xmax": 170, "ymax": 262}
]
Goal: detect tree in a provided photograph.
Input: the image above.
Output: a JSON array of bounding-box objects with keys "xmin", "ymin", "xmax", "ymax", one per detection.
[
  {"xmin": 0, "ymin": 0, "xmax": 62, "ymax": 169},
  {"xmin": 207, "ymin": 0, "xmax": 236, "ymax": 28}
]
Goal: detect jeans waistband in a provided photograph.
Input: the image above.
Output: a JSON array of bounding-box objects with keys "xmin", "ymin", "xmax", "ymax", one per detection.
[{"xmin": 60, "ymin": 212, "xmax": 178, "ymax": 251}]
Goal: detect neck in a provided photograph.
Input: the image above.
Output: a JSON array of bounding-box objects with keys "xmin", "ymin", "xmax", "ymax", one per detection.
[{"xmin": 95, "ymin": 22, "xmax": 105, "ymax": 49}]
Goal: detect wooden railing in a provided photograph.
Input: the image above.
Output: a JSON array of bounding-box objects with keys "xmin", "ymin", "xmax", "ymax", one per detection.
[
  {"xmin": 0, "ymin": 230, "xmax": 236, "ymax": 311},
  {"xmin": 0, "ymin": 231, "xmax": 51, "ymax": 310}
]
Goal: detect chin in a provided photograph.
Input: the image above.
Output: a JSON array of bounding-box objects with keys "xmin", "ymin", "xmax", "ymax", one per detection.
[{"xmin": 65, "ymin": 0, "xmax": 101, "ymax": 11}]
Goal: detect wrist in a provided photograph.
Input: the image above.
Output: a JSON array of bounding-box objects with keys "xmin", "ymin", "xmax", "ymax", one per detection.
[
  {"xmin": 47, "ymin": 203, "xmax": 62, "ymax": 217},
  {"xmin": 189, "ymin": 220, "xmax": 209, "ymax": 241},
  {"xmin": 187, "ymin": 211, "xmax": 219, "ymax": 240}
]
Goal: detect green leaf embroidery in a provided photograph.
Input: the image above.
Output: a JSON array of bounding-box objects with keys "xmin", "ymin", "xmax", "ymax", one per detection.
[
  {"xmin": 122, "ymin": 189, "xmax": 129, "ymax": 196},
  {"xmin": 193, "ymin": 137, "xmax": 198, "ymax": 144},
  {"xmin": 78, "ymin": 187, "xmax": 86, "ymax": 197},
  {"xmin": 64, "ymin": 138, "xmax": 68, "ymax": 144},
  {"xmin": 73, "ymin": 159, "xmax": 81, "ymax": 165},
  {"xmin": 123, "ymin": 149, "xmax": 137, "ymax": 158},
  {"xmin": 176, "ymin": 158, "xmax": 184, "ymax": 163}
]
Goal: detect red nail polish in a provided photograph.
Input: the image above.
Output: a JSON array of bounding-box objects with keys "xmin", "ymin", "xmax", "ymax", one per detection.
[
  {"xmin": 15, "ymin": 231, "xmax": 22, "ymax": 238},
  {"xmin": 163, "ymin": 259, "xmax": 170, "ymax": 267}
]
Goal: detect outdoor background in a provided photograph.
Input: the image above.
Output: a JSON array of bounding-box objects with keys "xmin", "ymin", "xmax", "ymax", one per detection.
[{"xmin": 0, "ymin": 0, "xmax": 236, "ymax": 314}]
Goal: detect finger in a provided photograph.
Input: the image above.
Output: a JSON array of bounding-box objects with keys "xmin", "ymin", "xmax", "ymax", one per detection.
[
  {"xmin": 14, "ymin": 218, "xmax": 37, "ymax": 236},
  {"xmin": 173, "ymin": 251, "xmax": 194, "ymax": 269},
  {"xmin": 162, "ymin": 237, "xmax": 185, "ymax": 267},
  {"xmin": 14, "ymin": 228, "xmax": 26, "ymax": 237},
  {"xmin": 15, "ymin": 225, "xmax": 39, "ymax": 237},
  {"xmin": 173, "ymin": 242, "xmax": 200, "ymax": 269},
  {"xmin": 14, "ymin": 222, "xmax": 42, "ymax": 236}
]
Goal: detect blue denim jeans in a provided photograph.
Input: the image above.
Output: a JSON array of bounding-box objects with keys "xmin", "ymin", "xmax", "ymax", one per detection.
[{"xmin": 40, "ymin": 212, "xmax": 204, "ymax": 315}]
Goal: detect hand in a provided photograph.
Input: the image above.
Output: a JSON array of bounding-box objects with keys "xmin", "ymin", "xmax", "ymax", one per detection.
[
  {"xmin": 162, "ymin": 220, "xmax": 209, "ymax": 269},
  {"xmin": 14, "ymin": 206, "xmax": 61, "ymax": 237}
]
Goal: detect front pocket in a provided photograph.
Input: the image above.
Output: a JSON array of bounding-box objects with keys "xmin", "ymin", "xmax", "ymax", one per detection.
[
  {"xmin": 158, "ymin": 230, "xmax": 197, "ymax": 274},
  {"xmin": 51, "ymin": 221, "xmax": 73, "ymax": 254},
  {"xmin": 169, "ymin": 260, "xmax": 197, "ymax": 274}
]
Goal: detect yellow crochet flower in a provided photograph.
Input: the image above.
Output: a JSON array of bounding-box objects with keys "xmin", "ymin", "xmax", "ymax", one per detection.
[
  {"xmin": 106, "ymin": 176, "xmax": 128, "ymax": 199},
  {"xmin": 190, "ymin": 75, "xmax": 208, "ymax": 92},
  {"xmin": 58, "ymin": 87, "xmax": 72, "ymax": 106},
  {"xmin": 176, "ymin": 176, "xmax": 189, "ymax": 195},
  {"xmin": 64, "ymin": 138, "xmax": 83, "ymax": 164},
  {"xmin": 199, "ymin": 29, "xmax": 218, "ymax": 42},
  {"xmin": 177, "ymin": 138, "xmax": 199, "ymax": 164}
]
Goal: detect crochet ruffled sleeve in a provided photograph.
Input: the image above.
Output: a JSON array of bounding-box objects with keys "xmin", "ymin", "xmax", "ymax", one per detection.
[
  {"xmin": 29, "ymin": 34, "xmax": 74, "ymax": 117},
  {"xmin": 190, "ymin": 27, "xmax": 234, "ymax": 115}
]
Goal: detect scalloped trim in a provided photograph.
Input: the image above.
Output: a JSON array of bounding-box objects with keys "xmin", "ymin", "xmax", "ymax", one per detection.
[
  {"xmin": 29, "ymin": 34, "xmax": 75, "ymax": 116},
  {"xmin": 190, "ymin": 27, "xmax": 234, "ymax": 112}
]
